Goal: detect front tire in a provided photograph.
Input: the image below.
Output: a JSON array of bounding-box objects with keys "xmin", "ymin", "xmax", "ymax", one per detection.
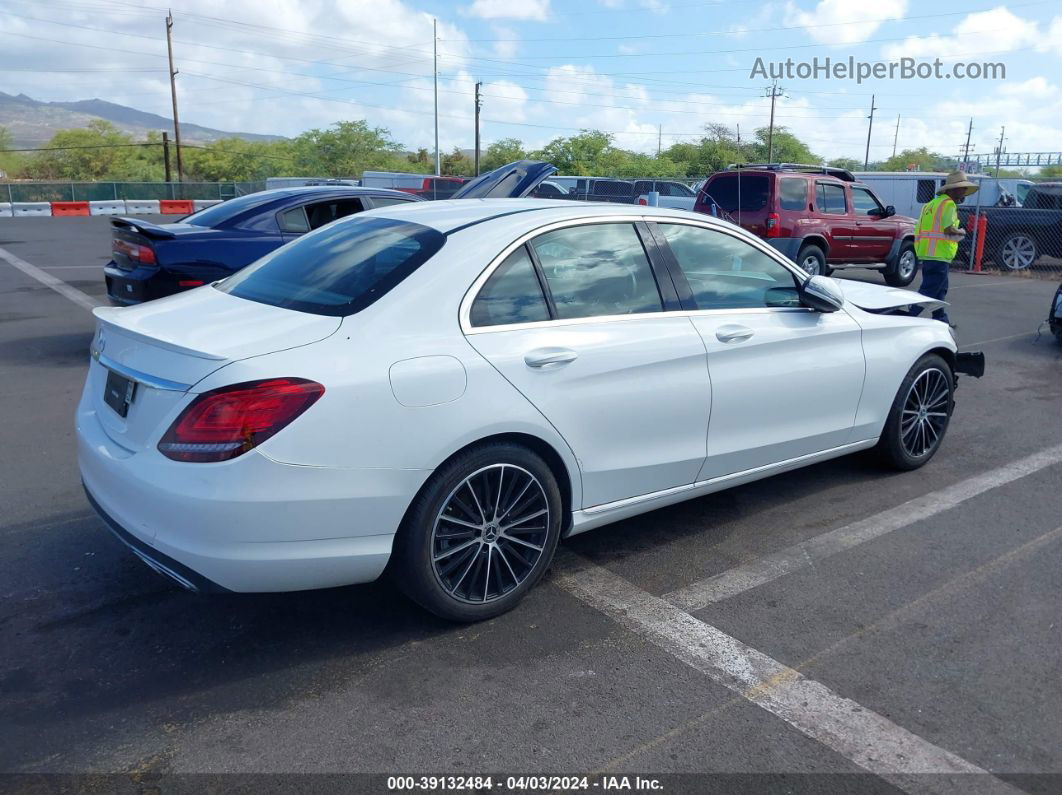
[
  {"xmin": 884, "ymin": 242, "xmax": 919, "ymax": 287},
  {"xmin": 876, "ymin": 354, "xmax": 954, "ymax": 471},
  {"xmin": 996, "ymin": 233, "xmax": 1038, "ymax": 271},
  {"xmin": 392, "ymin": 442, "xmax": 562, "ymax": 622}
]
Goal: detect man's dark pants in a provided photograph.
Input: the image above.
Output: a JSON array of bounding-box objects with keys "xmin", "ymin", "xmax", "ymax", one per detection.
[{"xmin": 910, "ymin": 258, "xmax": 951, "ymax": 324}]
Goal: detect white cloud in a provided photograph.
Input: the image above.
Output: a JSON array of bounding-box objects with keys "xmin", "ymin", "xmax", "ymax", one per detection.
[
  {"xmin": 785, "ymin": 0, "xmax": 909, "ymax": 46},
  {"xmin": 490, "ymin": 26, "xmax": 519, "ymax": 59},
  {"xmin": 881, "ymin": 7, "xmax": 1038, "ymax": 60},
  {"xmin": 464, "ymin": 0, "xmax": 550, "ymax": 22}
]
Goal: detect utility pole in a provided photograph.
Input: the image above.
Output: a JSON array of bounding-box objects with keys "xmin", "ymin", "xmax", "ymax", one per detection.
[
  {"xmin": 165, "ymin": 10, "xmax": 183, "ymax": 182},
  {"xmin": 736, "ymin": 123, "xmax": 740, "ymax": 145},
  {"xmin": 433, "ymin": 18, "xmax": 440, "ymax": 176},
  {"xmin": 863, "ymin": 93, "xmax": 877, "ymax": 169},
  {"xmin": 657, "ymin": 124, "xmax": 662, "ymax": 157},
  {"xmin": 765, "ymin": 82, "xmax": 784, "ymax": 163},
  {"xmin": 474, "ymin": 81, "xmax": 482, "ymax": 176},
  {"xmin": 892, "ymin": 114, "xmax": 900, "ymax": 158},
  {"xmin": 961, "ymin": 117, "xmax": 974, "ymax": 167},
  {"xmin": 162, "ymin": 131, "xmax": 171, "ymax": 183},
  {"xmin": 995, "ymin": 125, "xmax": 1006, "ymax": 177}
]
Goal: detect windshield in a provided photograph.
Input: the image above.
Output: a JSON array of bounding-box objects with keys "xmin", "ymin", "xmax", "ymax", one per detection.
[
  {"xmin": 217, "ymin": 216, "xmax": 445, "ymax": 317},
  {"xmin": 182, "ymin": 192, "xmax": 287, "ymax": 227}
]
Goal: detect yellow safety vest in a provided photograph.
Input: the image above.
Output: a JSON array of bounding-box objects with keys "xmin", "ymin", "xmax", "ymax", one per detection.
[{"xmin": 914, "ymin": 196, "xmax": 959, "ymax": 262}]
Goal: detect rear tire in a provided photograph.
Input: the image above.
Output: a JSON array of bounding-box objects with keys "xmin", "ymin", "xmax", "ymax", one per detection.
[
  {"xmin": 884, "ymin": 242, "xmax": 919, "ymax": 287},
  {"xmin": 996, "ymin": 233, "xmax": 1038, "ymax": 271},
  {"xmin": 391, "ymin": 442, "xmax": 562, "ymax": 622},
  {"xmin": 797, "ymin": 244, "xmax": 829, "ymax": 277},
  {"xmin": 876, "ymin": 354, "xmax": 954, "ymax": 471}
]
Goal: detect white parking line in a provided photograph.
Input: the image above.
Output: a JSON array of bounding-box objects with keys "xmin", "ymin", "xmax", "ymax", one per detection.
[
  {"xmin": 557, "ymin": 555, "xmax": 1020, "ymax": 793},
  {"xmin": 664, "ymin": 442, "xmax": 1062, "ymax": 612},
  {"xmin": 0, "ymin": 246, "xmax": 101, "ymax": 311},
  {"xmin": 959, "ymin": 331, "xmax": 1035, "ymax": 349}
]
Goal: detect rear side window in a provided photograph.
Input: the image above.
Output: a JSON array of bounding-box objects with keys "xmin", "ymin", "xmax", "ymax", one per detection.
[
  {"xmin": 704, "ymin": 175, "xmax": 769, "ymax": 212},
  {"xmin": 470, "ymin": 247, "xmax": 550, "ymax": 327},
  {"xmin": 531, "ymin": 224, "xmax": 662, "ymax": 320},
  {"xmin": 370, "ymin": 196, "xmax": 413, "ymax": 208},
  {"xmin": 778, "ymin": 178, "xmax": 807, "ymax": 211},
  {"xmin": 183, "ymin": 192, "xmax": 285, "ymax": 227},
  {"xmin": 817, "ymin": 183, "xmax": 847, "ymax": 214},
  {"xmin": 218, "ymin": 216, "xmax": 445, "ymax": 317},
  {"xmin": 279, "ymin": 207, "xmax": 310, "ymax": 233}
]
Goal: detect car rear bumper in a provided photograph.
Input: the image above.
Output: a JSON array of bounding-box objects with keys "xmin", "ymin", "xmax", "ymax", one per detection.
[{"xmin": 77, "ymin": 391, "xmax": 425, "ymax": 592}]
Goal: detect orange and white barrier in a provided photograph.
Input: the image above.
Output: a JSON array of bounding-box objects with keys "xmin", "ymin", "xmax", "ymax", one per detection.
[
  {"xmin": 12, "ymin": 202, "xmax": 52, "ymax": 217},
  {"xmin": 159, "ymin": 199, "xmax": 194, "ymax": 214},
  {"xmin": 193, "ymin": 199, "xmax": 222, "ymax": 211},
  {"xmin": 0, "ymin": 203, "xmax": 11, "ymax": 217},
  {"xmin": 89, "ymin": 200, "xmax": 126, "ymax": 216},
  {"xmin": 51, "ymin": 201, "xmax": 91, "ymax": 216},
  {"xmin": 123, "ymin": 199, "xmax": 161, "ymax": 215}
]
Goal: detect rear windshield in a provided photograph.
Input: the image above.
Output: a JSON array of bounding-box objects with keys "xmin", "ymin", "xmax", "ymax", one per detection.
[
  {"xmin": 217, "ymin": 216, "xmax": 445, "ymax": 317},
  {"xmin": 704, "ymin": 175, "xmax": 770, "ymax": 212},
  {"xmin": 182, "ymin": 192, "xmax": 286, "ymax": 227}
]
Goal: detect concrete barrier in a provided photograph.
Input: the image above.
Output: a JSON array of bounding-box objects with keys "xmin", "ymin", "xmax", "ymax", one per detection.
[
  {"xmin": 12, "ymin": 202, "xmax": 52, "ymax": 217},
  {"xmin": 0, "ymin": 203, "xmax": 12, "ymax": 218},
  {"xmin": 159, "ymin": 199, "xmax": 194, "ymax": 215},
  {"xmin": 51, "ymin": 201, "xmax": 91, "ymax": 216},
  {"xmin": 123, "ymin": 200, "xmax": 160, "ymax": 215},
  {"xmin": 89, "ymin": 200, "xmax": 126, "ymax": 216},
  {"xmin": 192, "ymin": 199, "xmax": 222, "ymax": 211}
]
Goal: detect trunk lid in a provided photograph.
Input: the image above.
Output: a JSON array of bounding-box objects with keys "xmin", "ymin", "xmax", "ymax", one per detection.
[
  {"xmin": 452, "ymin": 160, "xmax": 558, "ymax": 199},
  {"xmin": 88, "ymin": 287, "xmax": 340, "ymax": 452},
  {"xmin": 834, "ymin": 279, "xmax": 946, "ymax": 313}
]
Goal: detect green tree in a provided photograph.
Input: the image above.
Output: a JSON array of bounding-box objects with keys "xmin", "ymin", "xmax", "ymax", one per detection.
[
  {"xmin": 288, "ymin": 120, "xmax": 410, "ymax": 177},
  {"xmin": 533, "ymin": 130, "xmax": 616, "ymax": 175},
  {"xmin": 481, "ymin": 137, "xmax": 526, "ymax": 170},
  {"xmin": 25, "ymin": 120, "xmax": 139, "ymax": 180},
  {"xmin": 874, "ymin": 147, "xmax": 953, "ymax": 172},
  {"xmin": 441, "ymin": 147, "xmax": 474, "ymax": 176},
  {"xmin": 183, "ymin": 137, "xmax": 291, "ymax": 182},
  {"xmin": 828, "ymin": 157, "xmax": 863, "ymax": 172},
  {"xmin": 1039, "ymin": 165, "xmax": 1062, "ymax": 178},
  {"xmin": 743, "ymin": 126, "xmax": 818, "ymax": 165},
  {"xmin": 0, "ymin": 125, "xmax": 23, "ymax": 177}
]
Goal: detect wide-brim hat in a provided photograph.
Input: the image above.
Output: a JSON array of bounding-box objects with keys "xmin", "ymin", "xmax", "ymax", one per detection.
[{"xmin": 938, "ymin": 170, "xmax": 979, "ymax": 197}]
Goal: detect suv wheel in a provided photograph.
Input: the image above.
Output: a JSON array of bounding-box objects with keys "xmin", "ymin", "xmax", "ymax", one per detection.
[
  {"xmin": 884, "ymin": 242, "xmax": 919, "ymax": 287},
  {"xmin": 997, "ymin": 233, "xmax": 1038, "ymax": 271},
  {"xmin": 392, "ymin": 442, "xmax": 563, "ymax": 622},
  {"xmin": 797, "ymin": 244, "xmax": 829, "ymax": 277}
]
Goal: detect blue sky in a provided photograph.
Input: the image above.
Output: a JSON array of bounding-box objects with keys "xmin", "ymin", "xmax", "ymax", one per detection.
[{"xmin": 1, "ymin": 0, "xmax": 1060, "ymax": 164}]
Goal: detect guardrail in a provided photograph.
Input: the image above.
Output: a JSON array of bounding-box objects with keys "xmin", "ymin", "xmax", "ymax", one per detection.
[{"xmin": 0, "ymin": 199, "xmax": 222, "ymax": 218}]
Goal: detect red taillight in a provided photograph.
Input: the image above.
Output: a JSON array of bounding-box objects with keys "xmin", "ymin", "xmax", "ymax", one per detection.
[
  {"xmin": 638, "ymin": 198, "xmax": 647, "ymax": 206},
  {"xmin": 765, "ymin": 212, "xmax": 780, "ymax": 238},
  {"xmin": 178, "ymin": 279, "xmax": 204, "ymax": 287},
  {"xmin": 138, "ymin": 244, "xmax": 156, "ymax": 264},
  {"xmin": 112, "ymin": 238, "xmax": 156, "ymax": 264},
  {"xmin": 158, "ymin": 378, "xmax": 324, "ymax": 462}
]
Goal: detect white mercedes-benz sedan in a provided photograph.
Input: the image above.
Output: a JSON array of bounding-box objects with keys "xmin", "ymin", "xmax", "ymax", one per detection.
[{"xmin": 77, "ymin": 196, "xmax": 984, "ymax": 621}]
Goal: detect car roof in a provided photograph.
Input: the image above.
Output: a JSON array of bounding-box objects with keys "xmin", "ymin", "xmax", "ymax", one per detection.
[
  {"xmin": 241, "ymin": 186, "xmax": 419, "ymax": 202},
  {"xmin": 358, "ymin": 197, "xmax": 729, "ymax": 233}
]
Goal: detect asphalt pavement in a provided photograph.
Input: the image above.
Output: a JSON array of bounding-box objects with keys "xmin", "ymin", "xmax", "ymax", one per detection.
[{"xmin": 1, "ymin": 216, "xmax": 1060, "ymax": 793}]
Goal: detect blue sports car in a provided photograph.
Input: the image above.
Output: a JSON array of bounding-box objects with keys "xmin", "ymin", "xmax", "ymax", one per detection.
[{"xmin": 104, "ymin": 187, "xmax": 423, "ymax": 305}]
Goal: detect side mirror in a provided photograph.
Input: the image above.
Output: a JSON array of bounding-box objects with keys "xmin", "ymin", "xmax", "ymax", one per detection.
[
  {"xmin": 800, "ymin": 275, "xmax": 844, "ymax": 313},
  {"xmin": 884, "ymin": 205, "xmax": 896, "ymax": 217}
]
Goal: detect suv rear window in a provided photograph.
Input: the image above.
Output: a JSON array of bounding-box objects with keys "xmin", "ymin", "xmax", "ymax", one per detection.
[
  {"xmin": 704, "ymin": 175, "xmax": 769, "ymax": 212},
  {"xmin": 217, "ymin": 216, "xmax": 445, "ymax": 317},
  {"xmin": 778, "ymin": 178, "xmax": 807, "ymax": 211}
]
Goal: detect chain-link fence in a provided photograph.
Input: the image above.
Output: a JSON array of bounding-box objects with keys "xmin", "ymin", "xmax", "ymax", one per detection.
[
  {"xmin": 954, "ymin": 174, "xmax": 1062, "ymax": 275},
  {"xmin": 0, "ymin": 180, "xmax": 266, "ymax": 203}
]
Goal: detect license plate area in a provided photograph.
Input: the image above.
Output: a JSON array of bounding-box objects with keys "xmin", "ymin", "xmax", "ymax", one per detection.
[{"xmin": 104, "ymin": 369, "xmax": 137, "ymax": 418}]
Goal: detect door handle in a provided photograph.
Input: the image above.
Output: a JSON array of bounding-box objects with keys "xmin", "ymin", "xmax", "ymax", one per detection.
[
  {"xmin": 524, "ymin": 347, "xmax": 578, "ymax": 368},
  {"xmin": 715, "ymin": 325, "xmax": 754, "ymax": 344}
]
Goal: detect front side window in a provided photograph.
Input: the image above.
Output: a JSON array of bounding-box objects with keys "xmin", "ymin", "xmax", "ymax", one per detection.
[
  {"xmin": 218, "ymin": 216, "xmax": 445, "ymax": 317},
  {"xmin": 530, "ymin": 224, "xmax": 662, "ymax": 320},
  {"xmin": 470, "ymin": 247, "xmax": 550, "ymax": 327},
  {"xmin": 817, "ymin": 183, "xmax": 848, "ymax": 214},
  {"xmin": 851, "ymin": 186, "xmax": 884, "ymax": 215},
  {"xmin": 657, "ymin": 223, "xmax": 801, "ymax": 310}
]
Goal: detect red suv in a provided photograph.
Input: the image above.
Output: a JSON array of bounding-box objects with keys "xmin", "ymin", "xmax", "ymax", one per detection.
[{"xmin": 695, "ymin": 164, "xmax": 919, "ymax": 287}]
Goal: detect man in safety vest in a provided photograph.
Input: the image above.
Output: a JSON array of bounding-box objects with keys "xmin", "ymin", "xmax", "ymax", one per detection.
[{"xmin": 910, "ymin": 171, "xmax": 979, "ymax": 325}]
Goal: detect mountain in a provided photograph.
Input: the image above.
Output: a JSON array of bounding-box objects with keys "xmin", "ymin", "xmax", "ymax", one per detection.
[{"xmin": 0, "ymin": 91, "xmax": 284, "ymax": 148}]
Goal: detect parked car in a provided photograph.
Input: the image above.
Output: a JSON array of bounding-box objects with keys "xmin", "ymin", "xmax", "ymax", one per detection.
[
  {"xmin": 103, "ymin": 187, "xmax": 423, "ymax": 305},
  {"xmin": 570, "ymin": 178, "xmax": 636, "ymax": 203},
  {"xmin": 531, "ymin": 180, "xmax": 571, "ymax": 199},
  {"xmin": 1049, "ymin": 281, "xmax": 1062, "ymax": 343},
  {"xmin": 957, "ymin": 182, "xmax": 1062, "ymax": 271},
  {"xmin": 79, "ymin": 188, "xmax": 983, "ymax": 620},
  {"xmin": 696, "ymin": 164, "xmax": 920, "ymax": 286},
  {"xmin": 360, "ymin": 171, "xmax": 469, "ymax": 199},
  {"xmin": 634, "ymin": 180, "xmax": 698, "ymax": 210}
]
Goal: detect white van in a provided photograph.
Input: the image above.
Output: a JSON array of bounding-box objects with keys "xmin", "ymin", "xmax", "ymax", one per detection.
[{"xmin": 854, "ymin": 172, "xmax": 1032, "ymax": 218}]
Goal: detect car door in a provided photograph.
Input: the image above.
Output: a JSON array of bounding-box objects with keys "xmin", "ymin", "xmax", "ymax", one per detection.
[
  {"xmin": 850, "ymin": 185, "xmax": 895, "ymax": 262},
  {"xmin": 815, "ymin": 181, "xmax": 855, "ymax": 260},
  {"xmin": 651, "ymin": 221, "xmax": 866, "ymax": 480},
  {"xmin": 463, "ymin": 221, "xmax": 711, "ymax": 509}
]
